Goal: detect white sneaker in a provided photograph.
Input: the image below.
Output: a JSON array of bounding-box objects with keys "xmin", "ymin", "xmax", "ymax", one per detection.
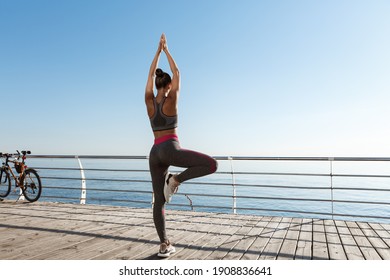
[
  {"xmin": 164, "ymin": 173, "xmax": 179, "ymax": 203},
  {"xmin": 157, "ymin": 242, "xmax": 176, "ymax": 258},
  {"xmin": 164, "ymin": 173, "xmax": 173, "ymax": 203}
]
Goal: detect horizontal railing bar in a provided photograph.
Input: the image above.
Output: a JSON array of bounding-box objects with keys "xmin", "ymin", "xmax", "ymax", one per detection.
[
  {"xmin": 167, "ymin": 203, "xmax": 232, "ymax": 210},
  {"xmin": 41, "ymin": 196, "xmax": 151, "ymax": 205},
  {"xmin": 333, "ymin": 187, "xmax": 390, "ymax": 192},
  {"xmin": 40, "ymin": 176, "xmax": 151, "ymax": 183},
  {"xmin": 230, "ymin": 171, "xmax": 328, "ymax": 177},
  {"xmin": 219, "ymin": 183, "xmax": 330, "ymax": 190},
  {"xmin": 43, "ymin": 186, "xmax": 84, "ymax": 191},
  {"xmin": 33, "ymin": 167, "xmax": 150, "ymax": 173},
  {"xmin": 41, "ymin": 196, "xmax": 76, "ymax": 201},
  {"xmin": 332, "ymin": 199, "xmax": 390, "ymax": 205},
  {"xmin": 43, "ymin": 185, "xmax": 153, "ymax": 194},
  {"xmin": 29, "ymin": 155, "xmax": 149, "ymax": 160},
  {"xmin": 180, "ymin": 192, "xmax": 390, "ymax": 205},
  {"xmin": 234, "ymin": 172, "xmax": 390, "ymax": 178},
  {"xmin": 32, "ymin": 166, "xmax": 390, "ymax": 179},
  {"xmin": 85, "ymin": 198, "xmax": 152, "ymax": 204},
  {"xmin": 28, "ymin": 155, "xmax": 390, "ymax": 161},
  {"xmin": 218, "ymin": 157, "xmax": 390, "ymax": 161},
  {"xmin": 40, "ymin": 177, "xmax": 88, "ymax": 181},
  {"xmin": 333, "ymin": 174, "xmax": 390, "ymax": 178},
  {"xmin": 233, "ymin": 183, "xmax": 390, "ymax": 192},
  {"xmin": 230, "ymin": 183, "xmax": 390, "ymax": 192}
]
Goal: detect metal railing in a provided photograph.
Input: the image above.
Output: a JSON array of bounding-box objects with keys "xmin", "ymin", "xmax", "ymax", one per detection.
[{"xmin": 13, "ymin": 155, "xmax": 390, "ymax": 223}]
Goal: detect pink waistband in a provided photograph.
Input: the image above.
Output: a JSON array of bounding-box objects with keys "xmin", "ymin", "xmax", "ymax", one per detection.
[{"xmin": 154, "ymin": 134, "xmax": 179, "ymax": 145}]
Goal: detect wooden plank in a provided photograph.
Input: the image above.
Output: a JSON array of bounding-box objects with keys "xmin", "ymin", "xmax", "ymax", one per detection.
[
  {"xmin": 174, "ymin": 224, "xmax": 238, "ymax": 260},
  {"xmin": 186, "ymin": 225, "xmax": 241, "ymax": 260},
  {"xmin": 259, "ymin": 217, "xmax": 292, "ymax": 260},
  {"xmin": 380, "ymin": 223, "xmax": 390, "ymax": 231},
  {"xmin": 206, "ymin": 216, "xmax": 266, "ymax": 260},
  {"xmin": 295, "ymin": 218, "xmax": 312, "ymax": 260},
  {"xmin": 206, "ymin": 229, "xmax": 246, "ymax": 260},
  {"xmin": 357, "ymin": 222, "xmax": 390, "ymax": 260},
  {"xmin": 0, "ymin": 211, "xmax": 31, "ymax": 228},
  {"xmin": 174, "ymin": 212, "xmax": 246, "ymax": 260},
  {"xmin": 334, "ymin": 220, "xmax": 364, "ymax": 260},
  {"xmin": 220, "ymin": 217, "xmax": 266, "ymax": 260},
  {"xmin": 239, "ymin": 216, "xmax": 274, "ymax": 260},
  {"xmin": 379, "ymin": 223, "xmax": 390, "ymax": 251},
  {"xmin": 369, "ymin": 223, "xmax": 390, "ymax": 248},
  {"xmin": 312, "ymin": 219, "xmax": 329, "ymax": 260},
  {"xmin": 323, "ymin": 219, "xmax": 347, "ymax": 260},
  {"xmin": 165, "ymin": 229, "xmax": 220, "ymax": 260},
  {"xmin": 346, "ymin": 221, "xmax": 381, "ymax": 260},
  {"xmin": 277, "ymin": 218, "xmax": 302, "ymax": 260}
]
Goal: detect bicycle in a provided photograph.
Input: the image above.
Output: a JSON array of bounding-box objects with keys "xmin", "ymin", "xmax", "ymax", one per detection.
[{"xmin": 0, "ymin": 150, "xmax": 42, "ymax": 202}]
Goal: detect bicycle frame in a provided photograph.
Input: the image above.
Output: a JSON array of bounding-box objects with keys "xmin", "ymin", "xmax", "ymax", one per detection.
[{"xmin": 1, "ymin": 151, "xmax": 28, "ymax": 190}]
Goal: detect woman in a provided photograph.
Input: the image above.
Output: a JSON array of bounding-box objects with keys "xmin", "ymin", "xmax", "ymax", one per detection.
[{"xmin": 145, "ymin": 34, "xmax": 218, "ymax": 258}]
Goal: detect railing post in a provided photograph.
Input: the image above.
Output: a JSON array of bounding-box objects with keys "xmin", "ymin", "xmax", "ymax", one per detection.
[
  {"xmin": 229, "ymin": 156, "xmax": 237, "ymax": 214},
  {"xmin": 76, "ymin": 156, "xmax": 87, "ymax": 204},
  {"xmin": 329, "ymin": 158, "xmax": 334, "ymax": 219},
  {"xmin": 17, "ymin": 186, "xmax": 25, "ymax": 201}
]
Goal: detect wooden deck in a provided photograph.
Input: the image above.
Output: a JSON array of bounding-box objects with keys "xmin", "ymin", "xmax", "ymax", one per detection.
[{"xmin": 1, "ymin": 200, "xmax": 389, "ymax": 260}]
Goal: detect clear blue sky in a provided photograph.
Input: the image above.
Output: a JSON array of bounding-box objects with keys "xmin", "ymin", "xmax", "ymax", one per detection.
[{"xmin": 1, "ymin": 0, "xmax": 389, "ymax": 156}]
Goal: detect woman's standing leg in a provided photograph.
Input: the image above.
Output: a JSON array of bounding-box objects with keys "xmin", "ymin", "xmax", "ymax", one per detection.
[{"xmin": 149, "ymin": 147, "xmax": 169, "ymax": 243}]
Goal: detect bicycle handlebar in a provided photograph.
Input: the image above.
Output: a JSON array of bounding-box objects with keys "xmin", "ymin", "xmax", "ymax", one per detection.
[{"xmin": 0, "ymin": 150, "xmax": 31, "ymax": 158}]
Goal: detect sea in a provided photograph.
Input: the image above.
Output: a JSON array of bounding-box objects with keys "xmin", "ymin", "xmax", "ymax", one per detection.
[{"xmin": 6, "ymin": 157, "xmax": 390, "ymax": 224}]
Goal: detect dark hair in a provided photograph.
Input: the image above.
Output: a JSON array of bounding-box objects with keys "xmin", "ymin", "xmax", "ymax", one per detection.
[{"xmin": 155, "ymin": 68, "xmax": 172, "ymax": 89}]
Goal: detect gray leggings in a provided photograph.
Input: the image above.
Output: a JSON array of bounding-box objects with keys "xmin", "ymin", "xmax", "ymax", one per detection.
[{"xmin": 149, "ymin": 135, "xmax": 218, "ymax": 243}]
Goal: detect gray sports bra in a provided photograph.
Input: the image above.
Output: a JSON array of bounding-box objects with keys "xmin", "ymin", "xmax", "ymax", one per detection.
[{"xmin": 150, "ymin": 97, "xmax": 178, "ymax": 131}]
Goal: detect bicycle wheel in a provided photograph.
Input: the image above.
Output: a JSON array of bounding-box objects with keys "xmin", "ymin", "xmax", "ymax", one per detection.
[
  {"xmin": 0, "ymin": 168, "xmax": 11, "ymax": 198},
  {"xmin": 21, "ymin": 168, "xmax": 42, "ymax": 202}
]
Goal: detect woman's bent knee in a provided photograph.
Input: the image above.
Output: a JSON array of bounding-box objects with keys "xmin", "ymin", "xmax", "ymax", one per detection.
[{"xmin": 210, "ymin": 158, "xmax": 218, "ymax": 174}]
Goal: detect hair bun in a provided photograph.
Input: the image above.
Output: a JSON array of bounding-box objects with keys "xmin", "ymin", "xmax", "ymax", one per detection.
[{"xmin": 155, "ymin": 68, "xmax": 164, "ymax": 78}]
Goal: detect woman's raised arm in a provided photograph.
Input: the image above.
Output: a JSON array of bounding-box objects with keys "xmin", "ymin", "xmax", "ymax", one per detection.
[
  {"xmin": 145, "ymin": 36, "xmax": 163, "ymax": 104},
  {"xmin": 162, "ymin": 34, "xmax": 180, "ymax": 95}
]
